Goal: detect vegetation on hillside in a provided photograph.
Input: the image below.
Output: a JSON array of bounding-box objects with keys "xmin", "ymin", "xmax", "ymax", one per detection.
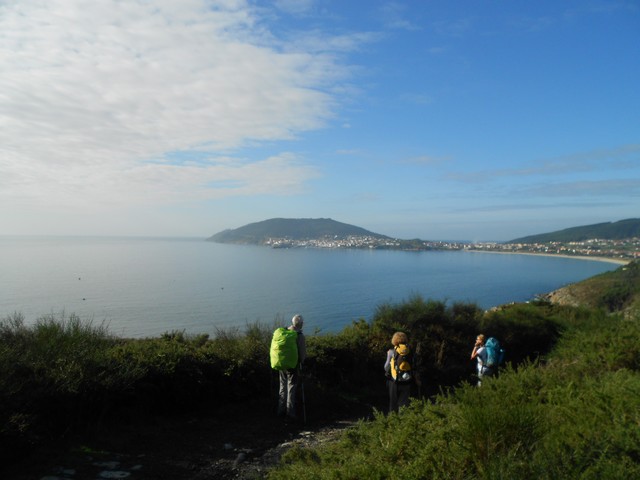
[
  {"xmin": 548, "ymin": 259, "xmax": 640, "ymax": 314},
  {"xmin": 509, "ymin": 217, "xmax": 640, "ymax": 243},
  {"xmin": 208, "ymin": 217, "xmax": 388, "ymax": 244},
  {"xmin": 0, "ymin": 300, "xmax": 559, "ymax": 468},
  {"xmin": 271, "ymin": 305, "xmax": 640, "ymax": 479},
  {"xmin": 2, "ymin": 261, "xmax": 638, "ymax": 477}
]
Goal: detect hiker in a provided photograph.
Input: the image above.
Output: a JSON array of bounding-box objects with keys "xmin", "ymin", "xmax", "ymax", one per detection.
[
  {"xmin": 471, "ymin": 334, "xmax": 500, "ymax": 386},
  {"xmin": 384, "ymin": 331, "xmax": 414, "ymax": 413},
  {"xmin": 471, "ymin": 334, "xmax": 489, "ymax": 386},
  {"xmin": 276, "ymin": 314, "xmax": 306, "ymax": 421}
]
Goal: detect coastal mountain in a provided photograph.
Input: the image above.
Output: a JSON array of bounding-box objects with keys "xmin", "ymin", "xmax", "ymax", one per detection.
[
  {"xmin": 508, "ymin": 218, "xmax": 640, "ymax": 244},
  {"xmin": 208, "ymin": 218, "xmax": 389, "ymax": 245}
]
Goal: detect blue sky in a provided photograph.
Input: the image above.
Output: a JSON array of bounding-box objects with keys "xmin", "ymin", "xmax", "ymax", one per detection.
[{"xmin": 1, "ymin": 0, "xmax": 638, "ymax": 241}]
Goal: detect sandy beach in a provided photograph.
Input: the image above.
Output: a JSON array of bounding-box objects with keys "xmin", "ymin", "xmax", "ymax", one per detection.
[{"xmin": 467, "ymin": 249, "xmax": 632, "ymax": 266}]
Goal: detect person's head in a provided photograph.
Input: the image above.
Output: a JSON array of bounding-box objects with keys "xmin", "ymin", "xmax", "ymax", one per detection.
[
  {"xmin": 391, "ymin": 331, "xmax": 408, "ymax": 347},
  {"xmin": 292, "ymin": 314, "xmax": 304, "ymax": 329},
  {"xmin": 475, "ymin": 334, "xmax": 485, "ymax": 345}
]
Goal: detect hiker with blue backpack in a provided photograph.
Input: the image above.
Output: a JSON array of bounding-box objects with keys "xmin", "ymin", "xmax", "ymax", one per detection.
[
  {"xmin": 470, "ymin": 334, "xmax": 504, "ymax": 386},
  {"xmin": 270, "ymin": 314, "xmax": 306, "ymax": 422},
  {"xmin": 384, "ymin": 331, "xmax": 415, "ymax": 413}
]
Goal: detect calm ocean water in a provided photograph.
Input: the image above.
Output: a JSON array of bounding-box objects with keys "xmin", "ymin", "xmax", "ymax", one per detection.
[{"xmin": 0, "ymin": 236, "xmax": 619, "ymax": 338}]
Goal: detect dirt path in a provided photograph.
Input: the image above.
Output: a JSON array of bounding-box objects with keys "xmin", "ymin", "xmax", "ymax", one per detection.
[{"xmin": 4, "ymin": 399, "xmax": 369, "ymax": 480}]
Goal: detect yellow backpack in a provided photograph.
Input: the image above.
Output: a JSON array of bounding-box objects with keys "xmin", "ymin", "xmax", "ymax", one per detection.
[{"xmin": 390, "ymin": 343, "xmax": 412, "ymax": 382}]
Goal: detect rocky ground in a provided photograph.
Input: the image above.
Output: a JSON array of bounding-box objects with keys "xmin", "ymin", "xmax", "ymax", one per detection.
[
  {"xmin": 542, "ymin": 285, "xmax": 581, "ymax": 307},
  {"xmin": 4, "ymin": 399, "xmax": 370, "ymax": 480}
]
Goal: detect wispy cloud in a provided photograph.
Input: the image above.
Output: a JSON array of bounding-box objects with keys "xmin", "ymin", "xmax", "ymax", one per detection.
[
  {"xmin": 0, "ymin": 0, "xmax": 353, "ymax": 209},
  {"xmin": 520, "ymin": 179, "xmax": 640, "ymax": 197},
  {"xmin": 377, "ymin": 2, "xmax": 421, "ymax": 31},
  {"xmin": 447, "ymin": 144, "xmax": 640, "ymax": 183},
  {"xmin": 448, "ymin": 200, "xmax": 627, "ymax": 214},
  {"xmin": 1, "ymin": 150, "xmax": 320, "ymax": 210}
]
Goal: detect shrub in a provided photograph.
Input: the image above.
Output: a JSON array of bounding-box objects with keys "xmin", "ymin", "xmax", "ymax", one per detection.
[
  {"xmin": 269, "ymin": 307, "xmax": 640, "ymax": 480},
  {"xmin": 0, "ymin": 313, "xmax": 116, "ymax": 462},
  {"xmin": 0, "ymin": 316, "xmax": 273, "ymax": 462}
]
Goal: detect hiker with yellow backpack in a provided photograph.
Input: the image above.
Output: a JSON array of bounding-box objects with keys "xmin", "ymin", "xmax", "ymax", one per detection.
[{"xmin": 384, "ymin": 331, "xmax": 416, "ymax": 413}]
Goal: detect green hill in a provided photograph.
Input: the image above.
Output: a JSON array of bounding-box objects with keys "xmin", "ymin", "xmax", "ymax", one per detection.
[
  {"xmin": 509, "ymin": 218, "xmax": 640, "ymax": 243},
  {"xmin": 208, "ymin": 218, "xmax": 389, "ymax": 244}
]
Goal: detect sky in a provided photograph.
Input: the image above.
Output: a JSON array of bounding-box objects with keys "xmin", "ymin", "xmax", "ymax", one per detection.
[{"xmin": 1, "ymin": 0, "xmax": 639, "ymax": 242}]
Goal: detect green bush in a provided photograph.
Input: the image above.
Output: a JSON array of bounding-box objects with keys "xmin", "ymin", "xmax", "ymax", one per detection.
[
  {"xmin": 0, "ymin": 315, "xmax": 275, "ymax": 463},
  {"xmin": 0, "ymin": 313, "xmax": 117, "ymax": 461},
  {"xmin": 535, "ymin": 369, "xmax": 640, "ymax": 479},
  {"xmin": 269, "ymin": 307, "xmax": 640, "ymax": 480},
  {"xmin": 601, "ymin": 283, "xmax": 633, "ymax": 311}
]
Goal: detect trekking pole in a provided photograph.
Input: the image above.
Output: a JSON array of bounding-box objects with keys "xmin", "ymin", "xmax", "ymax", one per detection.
[{"xmin": 300, "ymin": 364, "xmax": 307, "ymax": 424}]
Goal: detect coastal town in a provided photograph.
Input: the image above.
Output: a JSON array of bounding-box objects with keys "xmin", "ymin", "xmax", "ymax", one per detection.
[{"xmin": 264, "ymin": 235, "xmax": 640, "ymax": 261}]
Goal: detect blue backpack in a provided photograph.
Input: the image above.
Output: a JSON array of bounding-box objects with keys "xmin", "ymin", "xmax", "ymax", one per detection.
[{"xmin": 484, "ymin": 337, "xmax": 505, "ymax": 368}]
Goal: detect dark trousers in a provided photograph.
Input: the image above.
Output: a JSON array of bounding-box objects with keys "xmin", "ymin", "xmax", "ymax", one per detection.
[{"xmin": 387, "ymin": 380, "xmax": 411, "ymax": 413}]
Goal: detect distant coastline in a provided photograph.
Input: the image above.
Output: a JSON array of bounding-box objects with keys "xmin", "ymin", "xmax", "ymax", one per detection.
[
  {"xmin": 467, "ymin": 249, "xmax": 631, "ymax": 266},
  {"xmin": 209, "ymin": 217, "xmax": 640, "ymax": 261}
]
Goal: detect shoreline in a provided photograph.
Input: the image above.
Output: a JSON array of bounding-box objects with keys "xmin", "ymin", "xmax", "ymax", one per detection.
[{"xmin": 467, "ymin": 249, "xmax": 631, "ymax": 266}]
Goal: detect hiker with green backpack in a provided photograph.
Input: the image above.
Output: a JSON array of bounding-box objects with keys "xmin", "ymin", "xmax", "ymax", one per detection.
[
  {"xmin": 384, "ymin": 331, "xmax": 415, "ymax": 414},
  {"xmin": 270, "ymin": 314, "xmax": 306, "ymax": 422},
  {"xmin": 470, "ymin": 334, "xmax": 504, "ymax": 386}
]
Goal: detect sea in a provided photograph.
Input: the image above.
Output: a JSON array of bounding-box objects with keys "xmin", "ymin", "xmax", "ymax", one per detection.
[{"xmin": 0, "ymin": 236, "xmax": 621, "ymax": 338}]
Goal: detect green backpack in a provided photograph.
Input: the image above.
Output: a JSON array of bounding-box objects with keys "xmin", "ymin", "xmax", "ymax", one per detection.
[{"xmin": 270, "ymin": 327, "xmax": 299, "ymax": 370}]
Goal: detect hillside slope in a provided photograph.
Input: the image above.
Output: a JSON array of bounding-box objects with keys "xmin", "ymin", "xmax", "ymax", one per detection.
[
  {"xmin": 208, "ymin": 218, "xmax": 389, "ymax": 244},
  {"xmin": 509, "ymin": 218, "xmax": 640, "ymax": 243},
  {"xmin": 546, "ymin": 259, "xmax": 640, "ymax": 314}
]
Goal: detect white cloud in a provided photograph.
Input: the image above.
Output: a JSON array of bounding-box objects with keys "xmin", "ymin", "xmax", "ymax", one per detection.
[{"xmin": 0, "ymin": 0, "xmax": 349, "ymax": 212}]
